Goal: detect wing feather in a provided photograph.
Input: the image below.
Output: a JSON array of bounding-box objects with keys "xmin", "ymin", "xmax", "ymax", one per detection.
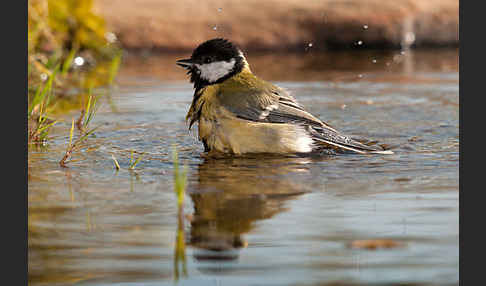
[{"xmin": 216, "ymin": 85, "xmax": 391, "ymax": 154}]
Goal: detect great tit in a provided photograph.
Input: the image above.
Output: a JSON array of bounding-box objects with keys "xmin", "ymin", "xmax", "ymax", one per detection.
[{"xmin": 176, "ymin": 38, "xmax": 393, "ymax": 155}]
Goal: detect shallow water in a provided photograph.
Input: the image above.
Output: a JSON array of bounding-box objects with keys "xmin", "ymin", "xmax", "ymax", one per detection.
[{"xmin": 28, "ymin": 49, "xmax": 459, "ymax": 286}]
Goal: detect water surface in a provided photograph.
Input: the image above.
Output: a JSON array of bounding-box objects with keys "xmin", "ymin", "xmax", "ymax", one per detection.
[{"xmin": 28, "ymin": 49, "xmax": 459, "ymax": 286}]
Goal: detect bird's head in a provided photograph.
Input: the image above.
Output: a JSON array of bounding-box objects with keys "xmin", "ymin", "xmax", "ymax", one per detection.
[{"xmin": 176, "ymin": 38, "xmax": 247, "ymax": 89}]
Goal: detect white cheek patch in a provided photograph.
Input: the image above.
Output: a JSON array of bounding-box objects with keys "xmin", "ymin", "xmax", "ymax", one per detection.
[{"xmin": 195, "ymin": 59, "xmax": 236, "ymax": 83}]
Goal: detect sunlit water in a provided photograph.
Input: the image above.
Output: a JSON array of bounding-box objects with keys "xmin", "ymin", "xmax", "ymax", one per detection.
[{"xmin": 28, "ymin": 49, "xmax": 458, "ymax": 286}]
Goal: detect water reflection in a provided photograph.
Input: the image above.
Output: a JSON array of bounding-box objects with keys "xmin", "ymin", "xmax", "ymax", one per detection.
[
  {"xmin": 174, "ymin": 209, "xmax": 188, "ymax": 282},
  {"xmin": 186, "ymin": 156, "xmax": 313, "ymax": 264},
  {"xmin": 28, "ymin": 48, "xmax": 458, "ymax": 285}
]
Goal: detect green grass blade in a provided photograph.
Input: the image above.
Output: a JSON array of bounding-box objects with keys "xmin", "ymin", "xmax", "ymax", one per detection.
[
  {"xmin": 37, "ymin": 64, "xmax": 59, "ymax": 121},
  {"xmin": 172, "ymin": 146, "xmax": 187, "ymax": 206},
  {"xmin": 176, "ymin": 165, "xmax": 187, "ymax": 206},
  {"xmin": 28, "ymin": 83, "xmax": 44, "ymax": 117},
  {"xmin": 83, "ymin": 91, "xmax": 93, "ymax": 127},
  {"xmin": 35, "ymin": 84, "xmax": 49, "ymax": 123},
  {"xmin": 62, "ymin": 48, "xmax": 77, "ymax": 76},
  {"xmin": 108, "ymin": 50, "xmax": 122, "ymax": 85},
  {"xmin": 85, "ymin": 94, "xmax": 99, "ymax": 128},
  {"xmin": 77, "ymin": 124, "xmax": 101, "ymax": 143},
  {"xmin": 68, "ymin": 118, "xmax": 75, "ymax": 148},
  {"xmin": 129, "ymin": 153, "xmax": 144, "ymax": 170},
  {"xmin": 86, "ymin": 89, "xmax": 93, "ymax": 114},
  {"xmin": 38, "ymin": 114, "xmax": 47, "ymax": 125},
  {"xmin": 37, "ymin": 120, "xmax": 57, "ymax": 134},
  {"xmin": 111, "ymin": 154, "xmax": 121, "ymax": 170},
  {"xmin": 43, "ymin": 64, "xmax": 60, "ymax": 109},
  {"xmin": 38, "ymin": 120, "xmax": 58, "ymax": 141}
]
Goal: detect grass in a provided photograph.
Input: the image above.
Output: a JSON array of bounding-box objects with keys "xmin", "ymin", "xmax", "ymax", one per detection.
[
  {"xmin": 108, "ymin": 150, "xmax": 145, "ymax": 171},
  {"xmin": 108, "ymin": 50, "xmax": 123, "ymax": 86},
  {"xmin": 129, "ymin": 151, "xmax": 145, "ymax": 170},
  {"xmin": 75, "ymin": 87, "xmax": 100, "ymax": 132},
  {"xmin": 28, "ymin": 64, "xmax": 60, "ymax": 145},
  {"xmin": 111, "ymin": 154, "xmax": 121, "ymax": 170},
  {"xmin": 28, "ymin": 0, "xmax": 122, "ymax": 151},
  {"xmin": 172, "ymin": 145, "xmax": 188, "ymax": 281},
  {"xmin": 59, "ymin": 92, "xmax": 102, "ymax": 167},
  {"xmin": 173, "ymin": 219, "xmax": 188, "ymax": 281},
  {"xmin": 29, "ymin": 53, "xmax": 123, "ymax": 167},
  {"xmin": 61, "ymin": 48, "xmax": 77, "ymax": 76},
  {"xmin": 173, "ymin": 146, "xmax": 188, "ymax": 208},
  {"xmin": 58, "ymin": 48, "xmax": 123, "ymax": 167}
]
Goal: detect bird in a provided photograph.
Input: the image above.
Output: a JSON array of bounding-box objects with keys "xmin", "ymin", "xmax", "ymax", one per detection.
[{"xmin": 176, "ymin": 38, "xmax": 393, "ymax": 156}]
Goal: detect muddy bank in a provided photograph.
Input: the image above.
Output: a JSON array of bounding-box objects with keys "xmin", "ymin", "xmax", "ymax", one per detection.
[{"xmin": 94, "ymin": 0, "xmax": 458, "ymax": 52}]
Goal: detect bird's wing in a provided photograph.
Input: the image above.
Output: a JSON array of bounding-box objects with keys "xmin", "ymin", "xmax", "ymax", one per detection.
[
  {"xmin": 217, "ymin": 85, "xmax": 333, "ymax": 128},
  {"xmin": 217, "ymin": 86, "xmax": 391, "ymax": 154}
]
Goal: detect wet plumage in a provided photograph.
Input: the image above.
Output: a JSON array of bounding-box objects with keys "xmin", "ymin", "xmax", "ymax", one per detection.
[{"xmin": 177, "ymin": 38, "xmax": 393, "ymax": 155}]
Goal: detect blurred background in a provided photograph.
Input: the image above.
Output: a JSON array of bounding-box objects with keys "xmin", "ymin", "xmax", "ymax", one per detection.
[
  {"xmin": 28, "ymin": 1, "xmax": 459, "ymax": 286},
  {"xmin": 95, "ymin": 0, "xmax": 458, "ymax": 51},
  {"xmin": 28, "ymin": 0, "xmax": 458, "ymax": 87}
]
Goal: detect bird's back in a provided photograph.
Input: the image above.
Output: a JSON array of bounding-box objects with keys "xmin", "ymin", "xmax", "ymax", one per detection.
[{"xmin": 189, "ymin": 69, "xmax": 392, "ymax": 155}]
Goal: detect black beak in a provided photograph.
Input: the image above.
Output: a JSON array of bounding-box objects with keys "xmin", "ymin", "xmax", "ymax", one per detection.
[{"xmin": 176, "ymin": 58, "xmax": 194, "ymax": 69}]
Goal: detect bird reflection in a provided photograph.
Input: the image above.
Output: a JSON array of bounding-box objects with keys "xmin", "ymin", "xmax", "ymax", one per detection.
[{"xmin": 186, "ymin": 155, "xmax": 313, "ymax": 263}]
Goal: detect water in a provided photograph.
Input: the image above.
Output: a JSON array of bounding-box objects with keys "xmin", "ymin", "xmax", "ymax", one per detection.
[{"xmin": 28, "ymin": 49, "xmax": 459, "ymax": 286}]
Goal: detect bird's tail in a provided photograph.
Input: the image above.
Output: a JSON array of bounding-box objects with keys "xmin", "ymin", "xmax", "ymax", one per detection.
[{"xmin": 309, "ymin": 127, "xmax": 394, "ymax": 155}]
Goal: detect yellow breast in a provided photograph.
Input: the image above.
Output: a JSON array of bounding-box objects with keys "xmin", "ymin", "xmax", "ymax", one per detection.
[{"xmin": 195, "ymin": 95, "xmax": 310, "ymax": 154}]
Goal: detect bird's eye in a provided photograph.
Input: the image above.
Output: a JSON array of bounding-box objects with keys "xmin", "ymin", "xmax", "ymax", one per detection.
[{"xmin": 204, "ymin": 57, "xmax": 211, "ymax": 64}]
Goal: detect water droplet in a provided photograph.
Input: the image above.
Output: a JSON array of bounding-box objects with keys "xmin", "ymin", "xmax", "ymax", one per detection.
[
  {"xmin": 357, "ymin": 40, "xmax": 363, "ymax": 45},
  {"xmin": 74, "ymin": 56, "xmax": 85, "ymax": 66},
  {"xmin": 363, "ymin": 25, "xmax": 368, "ymax": 30},
  {"xmin": 40, "ymin": 73, "xmax": 48, "ymax": 81},
  {"xmin": 372, "ymin": 59, "xmax": 377, "ymax": 64},
  {"xmin": 104, "ymin": 32, "xmax": 117, "ymax": 43},
  {"xmin": 403, "ymin": 32, "xmax": 415, "ymax": 45}
]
